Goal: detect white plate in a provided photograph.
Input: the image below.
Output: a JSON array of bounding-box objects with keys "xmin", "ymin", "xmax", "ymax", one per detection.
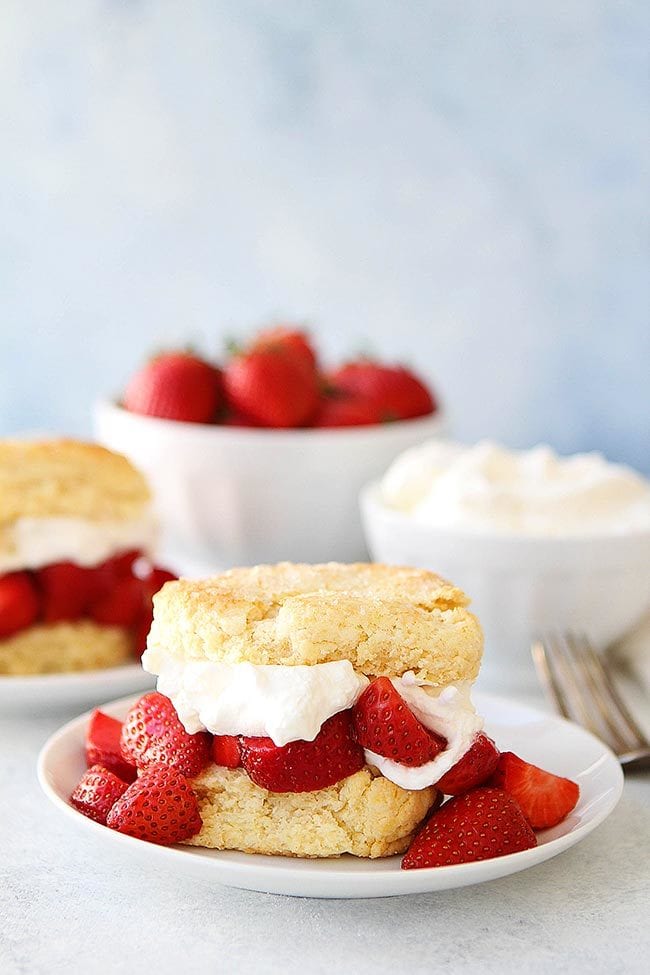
[
  {"xmin": 0, "ymin": 665, "xmax": 154, "ymax": 713},
  {"xmin": 38, "ymin": 691, "xmax": 623, "ymax": 898}
]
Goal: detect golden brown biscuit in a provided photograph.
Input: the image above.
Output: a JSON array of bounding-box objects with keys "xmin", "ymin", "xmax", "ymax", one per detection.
[
  {"xmin": 148, "ymin": 562, "xmax": 483, "ymax": 685},
  {"xmin": 186, "ymin": 764, "xmax": 437, "ymax": 858},
  {"xmin": 0, "ymin": 439, "xmax": 150, "ymax": 527},
  {"xmin": 0, "ymin": 621, "xmax": 133, "ymax": 675}
]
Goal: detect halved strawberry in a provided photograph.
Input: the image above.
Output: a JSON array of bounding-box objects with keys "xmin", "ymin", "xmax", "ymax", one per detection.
[
  {"xmin": 435, "ymin": 733, "xmax": 500, "ymax": 795},
  {"xmin": 0, "ymin": 571, "xmax": 40, "ymax": 638},
  {"xmin": 401, "ymin": 787, "xmax": 537, "ymax": 869},
  {"xmin": 70, "ymin": 764, "xmax": 129, "ymax": 825},
  {"xmin": 86, "ymin": 549, "xmax": 142, "ymax": 603},
  {"xmin": 240, "ymin": 711, "xmax": 364, "ymax": 792},
  {"xmin": 352, "ymin": 677, "xmax": 446, "ymax": 767},
  {"xmin": 120, "ymin": 692, "xmax": 211, "ymax": 778},
  {"xmin": 86, "ymin": 709, "xmax": 137, "ymax": 782},
  {"xmin": 488, "ymin": 752, "xmax": 580, "ymax": 829},
  {"xmin": 37, "ymin": 561, "xmax": 92, "ymax": 622},
  {"xmin": 212, "ymin": 735, "xmax": 242, "ymax": 769},
  {"xmin": 106, "ymin": 763, "xmax": 202, "ymax": 844},
  {"xmin": 137, "ymin": 565, "xmax": 176, "ymax": 602},
  {"xmin": 131, "ymin": 610, "xmax": 153, "ymax": 657}
]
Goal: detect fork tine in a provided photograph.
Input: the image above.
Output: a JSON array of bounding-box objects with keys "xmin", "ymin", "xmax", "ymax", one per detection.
[
  {"xmin": 534, "ymin": 633, "xmax": 631, "ymax": 755},
  {"xmin": 568, "ymin": 633, "xmax": 649, "ymax": 752},
  {"xmin": 531, "ymin": 638, "xmax": 572, "ymax": 722}
]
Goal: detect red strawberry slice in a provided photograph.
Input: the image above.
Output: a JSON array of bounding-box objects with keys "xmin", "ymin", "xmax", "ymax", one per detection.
[
  {"xmin": 240, "ymin": 711, "xmax": 364, "ymax": 793},
  {"xmin": 106, "ymin": 763, "xmax": 202, "ymax": 845},
  {"xmin": 435, "ymin": 733, "xmax": 500, "ymax": 795},
  {"xmin": 131, "ymin": 609, "xmax": 153, "ymax": 657},
  {"xmin": 120, "ymin": 692, "xmax": 211, "ymax": 778},
  {"xmin": 0, "ymin": 571, "xmax": 40, "ymax": 638},
  {"xmin": 86, "ymin": 549, "xmax": 142, "ymax": 603},
  {"xmin": 37, "ymin": 561, "xmax": 93, "ymax": 622},
  {"xmin": 137, "ymin": 565, "xmax": 176, "ymax": 602},
  {"xmin": 70, "ymin": 765, "xmax": 129, "ymax": 825},
  {"xmin": 212, "ymin": 735, "xmax": 242, "ymax": 769},
  {"xmin": 352, "ymin": 677, "xmax": 446, "ymax": 767},
  {"xmin": 402, "ymin": 787, "xmax": 537, "ymax": 869},
  {"xmin": 89, "ymin": 576, "xmax": 144, "ymax": 627},
  {"xmin": 124, "ymin": 352, "xmax": 224, "ymax": 424},
  {"xmin": 488, "ymin": 752, "xmax": 580, "ymax": 829},
  {"xmin": 86, "ymin": 709, "xmax": 137, "ymax": 782}
]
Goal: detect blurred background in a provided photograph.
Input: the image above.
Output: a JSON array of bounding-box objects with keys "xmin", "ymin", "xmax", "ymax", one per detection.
[{"xmin": 1, "ymin": 0, "xmax": 648, "ymax": 471}]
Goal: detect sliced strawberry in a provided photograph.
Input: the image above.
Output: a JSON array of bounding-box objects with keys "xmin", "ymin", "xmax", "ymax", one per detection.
[
  {"xmin": 488, "ymin": 752, "xmax": 580, "ymax": 829},
  {"xmin": 0, "ymin": 571, "xmax": 40, "ymax": 638},
  {"xmin": 70, "ymin": 764, "xmax": 129, "ymax": 825},
  {"xmin": 402, "ymin": 787, "xmax": 537, "ymax": 869},
  {"xmin": 89, "ymin": 576, "xmax": 144, "ymax": 627},
  {"xmin": 212, "ymin": 735, "xmax": 242, "ymax": 769},
  {"xmin": 435, "ymin": 733, "xmax": 500, "ymax": 795},
  {"xmin": 352, "ymin": 677, "xmax": 446, "ymax": 767},
  {"xmin": 120, "ymin": 692, "xmax": 211, "ymax": 778},
  {"xmin": 86, "ymin": 549, "xmax": 142, "ymax": 603},
  {"xmin": 86, "ymin": 710, "xmax": 137, "ymax": 782},
  {"xmin": 240, "ymin": 711, "xmax": 364, "ymax": 792},
  {"xmin": 137, "ymin": 565, "xmax": 176, "ymax": 602},
  {"xmin": 37, "ymin": 561, "xmax": 92, "ymax": 622},
  {"xmin": 106, "ymin": 763, "xmax": 202, "ymax": 844},
  {"xmin": 131, "ymin": 610, "xmax": 153, "ymax": 657}
]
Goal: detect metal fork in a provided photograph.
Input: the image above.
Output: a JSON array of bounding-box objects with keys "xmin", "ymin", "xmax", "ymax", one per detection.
[{"xmin": 532, "ymin": 632, "xmax": 650, "ymax": 771}]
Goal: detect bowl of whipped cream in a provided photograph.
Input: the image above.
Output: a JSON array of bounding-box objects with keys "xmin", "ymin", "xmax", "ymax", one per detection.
[{"xmin": 361, "ymin": 441, "xmax": 650, "ymax": 690}]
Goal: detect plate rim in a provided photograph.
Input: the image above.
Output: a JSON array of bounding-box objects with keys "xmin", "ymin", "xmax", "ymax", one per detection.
[{"xmin": 37, "ymin": 690, "xmax": 624, "ymax": 897}]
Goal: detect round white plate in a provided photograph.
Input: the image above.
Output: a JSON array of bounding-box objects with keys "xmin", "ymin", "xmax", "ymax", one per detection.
[
  {"xmin": 38, "ymin": 691, "xmax": 623, "ymax": 898},
  {"xmin": 1, "ymin": 665, "xmax": 154, "ymax": 713}
]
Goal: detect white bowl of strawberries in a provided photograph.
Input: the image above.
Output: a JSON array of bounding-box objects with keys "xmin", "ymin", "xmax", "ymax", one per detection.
[{"xmin": 95, "ymin": 327, "xmax": 445, "ymax": 567}]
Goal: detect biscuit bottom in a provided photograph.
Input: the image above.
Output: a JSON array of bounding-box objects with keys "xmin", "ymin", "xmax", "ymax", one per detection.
[
  {"xmin": 0, "ymin": 621, "xmax": 133, "ymax": 675},
  {"xmin": 185, "ymin": 765, "xmax": 437, "ymax": 858}
]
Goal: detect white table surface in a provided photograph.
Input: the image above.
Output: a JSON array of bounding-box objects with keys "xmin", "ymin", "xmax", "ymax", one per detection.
[{"xmin": 1, "ymin": 686, "xmax": 648, "ymax": 975}]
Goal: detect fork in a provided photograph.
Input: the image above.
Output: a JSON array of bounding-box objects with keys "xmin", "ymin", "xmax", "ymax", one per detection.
[{"xmin": 532, "ymin": 632, "xmax": 650, "ymax": 771}]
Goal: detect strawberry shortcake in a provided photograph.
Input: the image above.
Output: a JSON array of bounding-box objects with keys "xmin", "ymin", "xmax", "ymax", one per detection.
[
  {"xmin": 0, "ymin": 439, "xmax": 174, "ymax": 674},
  {"xmin": 70, "ymin": 562, "xmax": 580, "ymax": 865}
]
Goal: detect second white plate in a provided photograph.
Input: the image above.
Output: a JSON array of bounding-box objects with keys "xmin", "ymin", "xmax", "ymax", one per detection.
[
  {"xmin": 0, "ymin": 665, "xmax": 154, "ymax": 713},
  {"xmin": 38, "ymin": 691, "xmax": 623, "ymax": 898}
]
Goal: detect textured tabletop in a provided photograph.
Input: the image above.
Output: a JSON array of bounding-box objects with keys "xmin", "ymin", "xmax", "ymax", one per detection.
[{"xmin": 1, "ymin": 688, "xmax": 648, "ymax": 975}]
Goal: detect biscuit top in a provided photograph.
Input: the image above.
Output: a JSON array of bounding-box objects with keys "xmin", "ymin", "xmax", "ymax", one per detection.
[
  {"xmin": 148, "ymin": 562, "xmax": 483, "ymax": 686},
  {"xmin": 0, "ymin": 439, "xmax": 151, "ymax": 526}
]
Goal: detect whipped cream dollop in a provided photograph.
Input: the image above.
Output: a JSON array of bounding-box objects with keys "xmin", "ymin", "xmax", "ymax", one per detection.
[
  {"xmin": 0, "ymin": 515, "xmax": 157, "ymax": 573},
  {"xmin": 142, "ymin": 653, "xmax": 369, "ymax": 746},
  {"xmin": 380, "ymin": 440, "xmax": 650, "ymax": 536},
  {"xmin": 363, "ymin": 674, "xmax": 483, "ymax": 790}
]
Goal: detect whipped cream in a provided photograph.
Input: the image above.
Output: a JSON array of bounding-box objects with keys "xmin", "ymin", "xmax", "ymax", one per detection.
[
  {"xmin": 0, "ymin": 515, "xmax": 157, "ymax": 573},
  {"xmin": 363, "ymin": 674, "xmax": 483, "ymax": 790},
  {"xmin": 381, "ymin": 440, "xmax": 650, "ymax": 536},
  {"xmin": 142, "ymin": 653, "xmax": 369, "ymax": 746}
]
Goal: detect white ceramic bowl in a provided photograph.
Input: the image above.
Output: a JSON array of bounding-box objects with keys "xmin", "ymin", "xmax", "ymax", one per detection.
[
  {"xmin": 361, "ymin": 482, "xmax": 650, "ymax": 690},
  {"xmin": 94, "ymin": 400, "xmax": 446, "ymax": 568}
]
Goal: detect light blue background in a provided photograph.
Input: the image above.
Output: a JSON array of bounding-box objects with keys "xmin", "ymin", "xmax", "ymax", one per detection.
[{"xmin": 1, "ymin": 1, "xmax": 649, "ymax": 471}]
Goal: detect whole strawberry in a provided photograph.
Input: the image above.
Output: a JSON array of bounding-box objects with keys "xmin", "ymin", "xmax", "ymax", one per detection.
[
  {"xmin": 124, "ymin": 352, "xmax": 223, "ymax": 423},
  {"xmin": 252, "ymin": 325, "xmax": 318, "ymax": 371},
  {"xmin": 402, "ymin": 787, "xmax": 537, "ymax": 869},
  {"xmin": 240, "ymin": 711, "xmax": 364, "ymax": 792},
  {"xmin": 70, "ymin": 765, "xmax": 129, "ymax": 825},
  {"xmin": 435, "ymin": 733, "xmax": 500, "ymax": 795},
  {"xmin": 353, "ymin": 677, "xmax": 446, "ymax": 766},
  {"xmin": 223, "ymin": 348, "xmax": 319, "ymax": 428},
  {"xmin": 489, "ymin": 752, "xmax": 580, "ymax": 829},
  {"xmin": 0, "ymin": 571, "xmax": 40, "ymax": 638},
  {"xmin": 313, "ymin": 394, "xmax": 382, "ymax": 428},
  {"xmin": 120, "ymin": 692, "xmax": 211, "ymax": 778},
  {"xmin": 106, "ymin": 763, "xmax": 202, "ymax": 845},
  {"xmin": 329, "ymin": 361, "xmax": 435, "ymax": 420}
]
